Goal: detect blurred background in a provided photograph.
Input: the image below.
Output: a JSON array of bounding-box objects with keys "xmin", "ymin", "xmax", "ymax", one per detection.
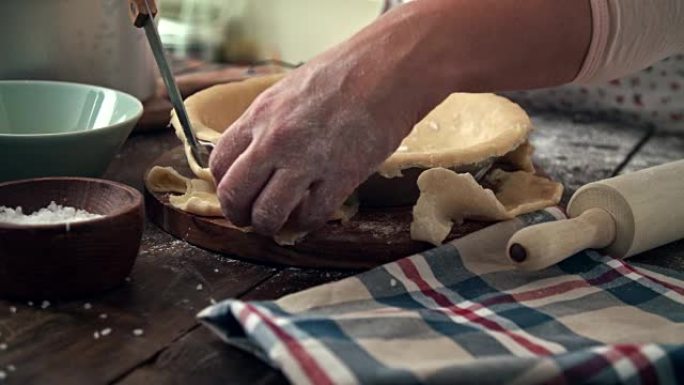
[
  {"xmin": 0, "ymin": 0, "xmax": 401, "ymax": 101},
  {"xmin": 158, "ymin": 0, "xmax": 387, "ymax": 65}
]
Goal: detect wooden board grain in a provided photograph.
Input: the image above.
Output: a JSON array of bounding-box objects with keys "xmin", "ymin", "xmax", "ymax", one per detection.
[{"xmin": 145, "ymin": 147, "xmax": 497, "ymax": 270}]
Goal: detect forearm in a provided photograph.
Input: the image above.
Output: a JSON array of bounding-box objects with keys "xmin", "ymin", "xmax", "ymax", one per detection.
[{"xmin": 315, "ymin": 0, "xmax": 592, "ymax": 127}]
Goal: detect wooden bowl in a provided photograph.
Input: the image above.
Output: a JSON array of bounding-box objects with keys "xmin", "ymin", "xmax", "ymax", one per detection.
[{"xmin": 0, "ymin": 177, "xmax": 144, "ymax": 300}]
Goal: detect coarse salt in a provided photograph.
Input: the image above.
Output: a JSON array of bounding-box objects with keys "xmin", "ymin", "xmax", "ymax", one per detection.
[
  {"xmin": 83, "ymin": 303, "xmax": 92, "ymax": 310},
  {"xmin": 99, "ymin": 313, "xmax": 108, "ymax": 319},
  {"xmin": 0, "ymin": 343, "xmax": 7, "ymax": 350},
  {"xmin": 9, "ymin": 307, "xmax": 16, "ymax": 314},
  {"xmin": 132, "ymin": 329, "xmax": 144, "ymax": 337},
  {"xmin": 0, "ymin": 201, "xmax": 102, "ymax": 225},
  {"xmin": 196, "ymin": 284, "xmax": 203, "ymax": 291},
  {"xmin": 40, "ymin": 300, "xmax": 50, "ymax": 309},
  {"xmin": 0, "ymin": 370, "xmax": 6, "ymax": 380},
  {"xmin": 100, "ymin": 328, "xmax": 111, "ymax": 336},
  {"xmin": 6, "ymin": 365, "xmax": 15, "ymax": 372}
]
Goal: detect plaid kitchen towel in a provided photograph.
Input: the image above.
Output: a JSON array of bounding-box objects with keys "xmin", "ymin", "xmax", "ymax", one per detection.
[{"xmin": 198, "ymin": 208, "xmax": 684, "ymax": 385}]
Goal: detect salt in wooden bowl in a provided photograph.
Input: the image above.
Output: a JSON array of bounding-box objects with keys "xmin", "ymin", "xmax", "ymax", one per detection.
[{"xmin": 0, "ymin": 177, "xmax": 144, "ymax": 300}]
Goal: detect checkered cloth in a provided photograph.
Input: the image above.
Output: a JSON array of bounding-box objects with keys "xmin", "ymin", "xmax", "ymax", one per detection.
[{"xmin": 199, "ymin": 208, "xmax": 684, "ymax": 385}]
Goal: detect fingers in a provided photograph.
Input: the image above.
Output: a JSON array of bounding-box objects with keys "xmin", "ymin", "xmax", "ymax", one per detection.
[
  {"xmin": 250, "ymin": 169, "xmax": 311, "ymax": 236},
  {"xmin": 215, "ymin": 150, "xmax": 274, "ymax": 228},
  {"xmin": 289, "ymin": 179, "xmax": 352, "ymax": 232},
  {"xmin": 209, "ymin": 121, "xmax": 252, "ymax": 183}
]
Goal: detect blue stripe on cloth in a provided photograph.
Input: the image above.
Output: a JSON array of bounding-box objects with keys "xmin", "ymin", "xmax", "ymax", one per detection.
[
  {"xmin": 551, "ymin": 347, "xmax": 621, "ymax": 384},
  {"xmin": 359, "ymin": 262, "xmax": 514, "ymax": 356},
  {"xmin": 422, "ymin": 243, "xmax": 600, "ymax": 353},
  {"xmin": 561, "ymin": 251, "xmax": 684, "ymax": 322},
  {"xmin": 197, "ymin": 301, "xmax": 274, "ymax": 364},
  {"xmin": 263, "ymin": 303, "xmax": 421, "ymax": 385},
  {"xmin": 425, "ymin": 355, "xmax": 541, "ymax": 385}
]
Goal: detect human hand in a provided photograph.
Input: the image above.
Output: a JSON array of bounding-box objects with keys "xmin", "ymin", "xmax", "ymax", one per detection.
[{"xmin": 209, "ymin": 45, "xmax": 416, "ymax": 236}]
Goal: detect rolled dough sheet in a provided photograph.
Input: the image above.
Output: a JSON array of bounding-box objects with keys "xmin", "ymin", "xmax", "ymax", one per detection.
[
  {"xmin": 411, "ymin": 168, "xmax": 563, "ymax": 246},
  {"xmin": 378, "ymin": 93, "xmax": 532, "ymax": 177}
]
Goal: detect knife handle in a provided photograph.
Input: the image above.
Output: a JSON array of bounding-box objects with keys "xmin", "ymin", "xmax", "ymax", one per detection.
[
  {"xmin": 129, "ymin": 0, "xmax": 158, "ymax": 28},
  {"xmin": 507, "ymin": 208, "xmax": 616, "ymax": 271}
]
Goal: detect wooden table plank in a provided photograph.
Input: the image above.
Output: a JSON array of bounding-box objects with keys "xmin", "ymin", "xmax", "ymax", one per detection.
[
  {"xmin": 115, "ymin": 268, "xmax": 354, "ymax": 385},
  {"xmin": 529, "ymin": 113, "xmax": 651, "ymax": 203},
  {"xmin": 619, "ymin": 131, "xmax": 684, "ymax": 173},
  {"xmin": 0, "ymin": 223, "xmax": 276, "ymax": 384},
  {"xmin": 117, "ymin": 327, "xmax": 289, "ymax": 385}
]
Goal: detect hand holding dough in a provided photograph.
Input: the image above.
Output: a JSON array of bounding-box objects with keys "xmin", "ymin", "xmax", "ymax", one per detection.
[{"xmin": 208, "ymin": 67, "xmax": 414, "ymax": 237}]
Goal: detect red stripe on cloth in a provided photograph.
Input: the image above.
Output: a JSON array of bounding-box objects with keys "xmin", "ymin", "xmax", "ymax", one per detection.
[
  {"xmin": 479, "ymin": 280, "xmax": 591, "ymax": 308},
  {"xmin": 616, "ymin": 260, "xmax": 684, "ymax": 296},
  {"xmin": 244, "ymin": 304, "xmax": 335, "ymax": 385},
  {"xmin": 545, "ymin": 344, "xmax": 660, "ymax": 384},
  {"xmin": 397, "ymin": 258, "xmax": 553, "ymax": 356},
  {"xmin": 478, "ymin": 262, "xmax": 628, "ymax": 309},
  {"xmin": 613, "ymin": 345, "xmax": 659, "ymax": 385}
]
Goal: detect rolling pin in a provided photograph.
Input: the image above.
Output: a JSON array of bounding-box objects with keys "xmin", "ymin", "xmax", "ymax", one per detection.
[{"xmin": 507, "ymin": 159, "xmax": 684, "ymax": 271}]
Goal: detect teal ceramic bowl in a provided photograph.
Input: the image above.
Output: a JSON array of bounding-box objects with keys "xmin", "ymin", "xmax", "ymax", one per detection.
[{"xmin": 0, "ymin": 81, "xmax": 143, "ymax": 182}]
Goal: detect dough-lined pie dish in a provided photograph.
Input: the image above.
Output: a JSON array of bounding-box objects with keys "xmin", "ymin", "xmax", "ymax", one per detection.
[{"xmin": 146, "ymin": 74, "xmax": 562, "ymax": 246}]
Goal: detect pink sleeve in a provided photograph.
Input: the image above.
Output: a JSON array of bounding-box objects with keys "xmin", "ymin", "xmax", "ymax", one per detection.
[{"xmin": 573, "ymin": 0, "xmax": 684, "ymax": 84}]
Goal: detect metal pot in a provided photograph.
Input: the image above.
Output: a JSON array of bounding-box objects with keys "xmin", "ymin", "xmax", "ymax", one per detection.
[{"xmin": 0, "ymin": 0, "xmax": 156, "ymax": 100}]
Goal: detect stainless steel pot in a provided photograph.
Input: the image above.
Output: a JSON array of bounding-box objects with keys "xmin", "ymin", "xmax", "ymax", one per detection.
[{"xmin": 0, "ymin": 0, "xmax": 156, "ymax": 100}]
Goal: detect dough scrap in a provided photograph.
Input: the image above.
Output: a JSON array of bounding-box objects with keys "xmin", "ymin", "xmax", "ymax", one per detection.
[
  {"xmin": 146, "ymin": 166, "xmax": 188, "ymax": 194},
  {"xmin": 146, "ymin": 166, "xmax": 222, "ymax": 217},
  {"xmin": 378, "ymin": 93, "xmax": 532, "ymax": 178},
  {"xmin": 411, "ymin": 168, "xmax": 563, "ymax": 246}
]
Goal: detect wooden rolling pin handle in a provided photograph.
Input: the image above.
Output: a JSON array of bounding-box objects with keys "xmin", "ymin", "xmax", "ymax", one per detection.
[
  {"xmin": 507, "ymin": 208, "xmax": 617, "ymax": 271},
  {"xmin": 128, "ymin": 0, "xmax": 158, "ymax": 28}
]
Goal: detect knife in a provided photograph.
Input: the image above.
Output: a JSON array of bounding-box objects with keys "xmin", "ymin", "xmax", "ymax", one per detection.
[{"xmin": 128, "ymin": 0, "xmax": 211, "ymax": 168}]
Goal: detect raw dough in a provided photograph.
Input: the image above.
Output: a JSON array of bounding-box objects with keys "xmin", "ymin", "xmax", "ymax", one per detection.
[
  {"xmin": 145, "ymin": 165, "xmax": 359, "ymax": 246},
  {"xmin": 411, "ymin": 168, "xmax": 563, "ymax": 246},
  {"xmin": 146, "ymin": 166, "xmax": 222, "ymax": 216},
  {"xmin": 378, "ymin": 93, "xmax": 532, "ymax": 178},
  {"xmin": 171, "ymin": 74, "xmax": 286, "ymax": 182}
]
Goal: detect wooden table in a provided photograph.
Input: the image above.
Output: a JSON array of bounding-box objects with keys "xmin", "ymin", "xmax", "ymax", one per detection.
[{"xmin": 1, "ymin": 110, "xmax": 683, "ymax": 384}]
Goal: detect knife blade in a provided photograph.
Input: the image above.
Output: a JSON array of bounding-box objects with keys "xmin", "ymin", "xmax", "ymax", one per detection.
[{"xmin": 129, "ymin": 0, "xmax": 210, "ymax": 168}]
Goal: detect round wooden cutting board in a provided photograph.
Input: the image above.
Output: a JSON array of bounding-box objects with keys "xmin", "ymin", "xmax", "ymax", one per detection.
[{"xmin": 145, "ymin": 147, "xmax": 493, "ymax": 270}]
